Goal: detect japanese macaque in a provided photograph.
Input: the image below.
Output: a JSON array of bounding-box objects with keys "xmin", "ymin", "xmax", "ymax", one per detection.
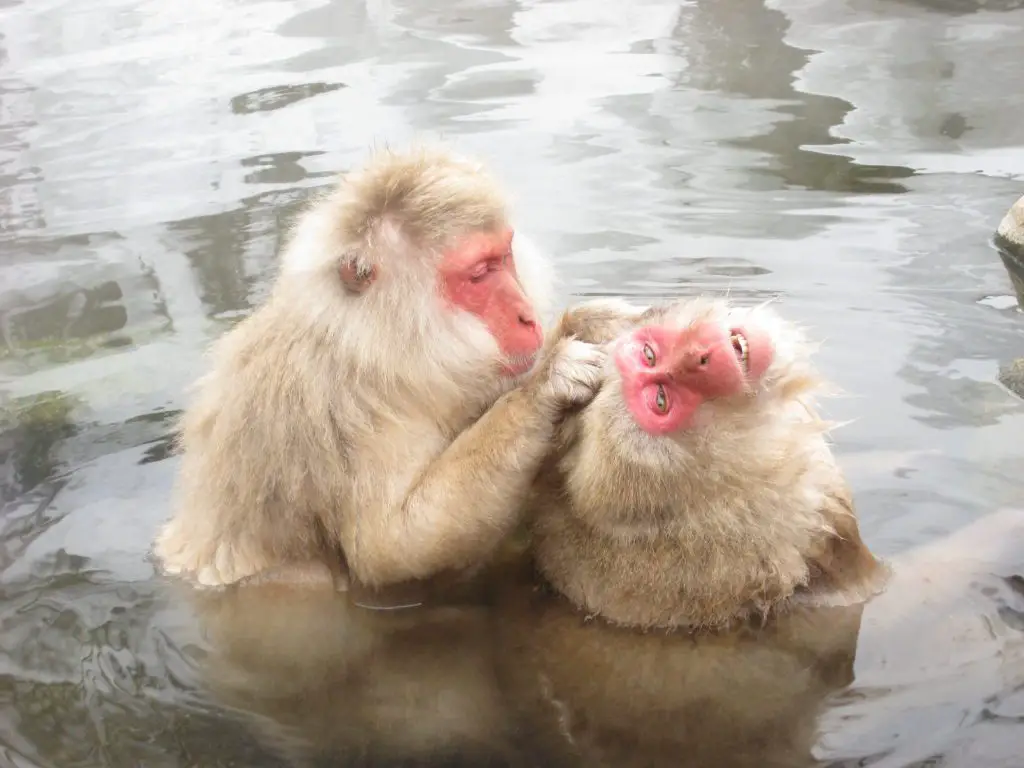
[
  {"xmin": 153, "ymin": 145, "xmax": 605, "ymax": 590},
  {"xmin": 528, "ymin": 296, "xmax": 889, "ymax": 631}
]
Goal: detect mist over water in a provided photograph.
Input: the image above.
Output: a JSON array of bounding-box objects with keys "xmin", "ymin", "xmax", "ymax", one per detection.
[{"xmin": 2, "ymin": 0, "xmax": 1023, "ymax": 766}]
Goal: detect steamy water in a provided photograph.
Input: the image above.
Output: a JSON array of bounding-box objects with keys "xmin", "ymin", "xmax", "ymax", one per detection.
[{"xmin": 2, "ymin": 0, "xmax": 1024, "ymax": 766}]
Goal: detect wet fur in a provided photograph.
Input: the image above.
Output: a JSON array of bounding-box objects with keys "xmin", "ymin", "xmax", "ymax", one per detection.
[
  {"xmin": 154, "ymin": 145, "xmax": 602, "ymax": 589},
  {"xmin": 530, "ymin": 297, "xmax": 889, "ymax": 631},
  {"xmin": 493, "ymin": 569, "xmax": 867, "ymax": 768}
]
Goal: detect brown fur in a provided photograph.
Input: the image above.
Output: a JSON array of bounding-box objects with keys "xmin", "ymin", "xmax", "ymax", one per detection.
[
  {"xmin": 494, "ymin": 569, "xmax": 866, "ymax": 768},
  {"xmin": 529, "ymin": 297, "xmax": 890, "ymax": 631},
  {"xmin": 183, "ymin": 554, "xmax": 864, "ymax": 768},
  {"xmin": 186, "ymin": 578, "xmax": 526, "ymax": 767},
  {"xmin": 181, "ymin": 508, "xmax": 1024, "ymax": 767},
  {"xmin": 153, "ymin": 145, "xmax": 604, "ymax": 589}
]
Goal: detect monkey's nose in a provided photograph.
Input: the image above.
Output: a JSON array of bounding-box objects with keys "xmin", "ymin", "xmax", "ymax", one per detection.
[
  {"xmin": 681, "ymin": 347, "xmax": 712, "ymax": 369},
  {"xmin": 518, "ymin": 312, "xmax": 537, "ymax": 328}
]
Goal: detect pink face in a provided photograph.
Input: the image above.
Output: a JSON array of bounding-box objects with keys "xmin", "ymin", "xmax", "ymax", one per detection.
[
  {"xmin": 437, "ymin": 228, "xmax": 543, "ymax": 376},
  {"xmin": 613, "ymin": 318, "xmax": 775, "ymax": 435}
]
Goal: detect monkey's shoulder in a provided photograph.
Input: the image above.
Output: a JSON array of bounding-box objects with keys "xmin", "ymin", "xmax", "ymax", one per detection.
[{"xmin": 797, "ymin": 487, "xmax": 890, "ymax": 607}]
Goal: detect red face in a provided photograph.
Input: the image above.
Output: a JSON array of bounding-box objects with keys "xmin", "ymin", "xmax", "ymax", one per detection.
[
  {"xmin": 437, "ymin": 228, "xmax": 543, "ymax": 376},
  {"xmin": 613, "ymin": 319, "xmax": 774, "ymax": 435}
]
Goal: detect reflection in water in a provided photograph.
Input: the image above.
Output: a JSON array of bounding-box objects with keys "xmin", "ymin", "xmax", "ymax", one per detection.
[
  {"xmin": 1, "ymin": 392, "xmax": 76, "ymax": 502},
  {"xmin": 230, "ymin": 82, "xmax": 348, "ymax": 116},
  {"xmin": 3, "ymin": 281, "xmax": 128, "ymax": 351},
  {"xmin": 166, "ymin": 186, "xmax": 318, "ymax": 320},
  {"xmin": 813, "ymin": 510, "xmax": 1024, "ymax": 767},
  {"xmin": 0, "ymin": 572, "xmax": 288, "ymax": 768},
  {"xmin": 897, "ymin": 0, "xmax": 1024, "ymax": 13},
  {"xmin": 671, "ymin": 0, "xmax": 916, "ymax": 198},
  {"xmin": 0, "ymin": 233, "xmax": 170, "ymax": 378},
  {"xmin": 0, "ymin": 28, "xmax": 45, "ymax": 235},
  {"xmin": 191, "ymin": 577, "xmax": 526, "ymax": 767},
  {"xmin": 499, "ymin": 580, "xmax": 864, "ymax": 768},
  {"xmin": 184, "ymin": 563, "xmax": 864, "ymax": 768},
  {"xmin": 1, "ymin": 0, "xmax": 1024, "ymax": 764}
]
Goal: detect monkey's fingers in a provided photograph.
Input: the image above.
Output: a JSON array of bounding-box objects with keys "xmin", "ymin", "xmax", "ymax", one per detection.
[{"xmin": 544, "ymin": 339, "xmax": 607, "ymax": 409}]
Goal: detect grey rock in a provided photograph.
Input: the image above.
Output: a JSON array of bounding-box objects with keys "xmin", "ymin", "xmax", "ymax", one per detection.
[
  {"xmin": 995, "ymin": 195, "xmax": 1024, "ymax": 399},
  {"xmin": 995, "ymin": 195, "xmax": 1024, "ymax": 307},
  {"xmin": 998, "ymin": 358, "xmax": 1024, "ymax": 400}
]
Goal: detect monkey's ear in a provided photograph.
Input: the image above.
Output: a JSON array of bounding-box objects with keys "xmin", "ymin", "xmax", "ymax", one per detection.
[{"xmin": 339, "ymin": 259, "xmax": 377, "ymax": 295}]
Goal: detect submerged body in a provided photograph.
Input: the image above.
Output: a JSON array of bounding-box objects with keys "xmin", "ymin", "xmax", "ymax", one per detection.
[{"xmin": 530, "ymin": 297, "xmax": 889, "ymax": 631}]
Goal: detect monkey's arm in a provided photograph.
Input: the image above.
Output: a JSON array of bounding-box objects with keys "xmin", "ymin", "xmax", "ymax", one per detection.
[
  {"xmin": 343, "ymin": 339, "xmax": 603, "ymax": 587},
  {"xmin": 550, "ymin": 298, "xmax": 650, "ymax": 346}
]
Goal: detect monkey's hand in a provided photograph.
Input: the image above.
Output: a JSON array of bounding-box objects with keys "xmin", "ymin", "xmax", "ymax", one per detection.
[
  {"xmin": 528, "ymin": 337, "xmax": 606, "ymax": 413},
  {"xmin": 553, "ymin": 298, "xmax": 650, "ymax": 346}
]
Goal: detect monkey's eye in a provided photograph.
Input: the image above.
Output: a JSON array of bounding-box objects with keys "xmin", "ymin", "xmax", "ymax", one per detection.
[
  {"xmin": 642, "ymin": 344, "xmax": 656, "ymax": 366},
  {"xmin": 655, "ymin": 385, "xmax": 668, "ymax": 413}
]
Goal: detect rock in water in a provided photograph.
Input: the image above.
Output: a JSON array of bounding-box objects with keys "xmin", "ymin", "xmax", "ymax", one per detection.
[
  {"xmin": 997, "ymin": 194, "xmax": 1024, "ymax": 250},
  {"xmin": 998, "ymin": 357, "xmax": 1024, "ymax": 400},
  {"xmin": 996, "ymin": 195, "xmax": 1024, "ymax": 307},
  {"xmin": 995, "ymin": 194, "xmax": 1024, "ymax": 399}
]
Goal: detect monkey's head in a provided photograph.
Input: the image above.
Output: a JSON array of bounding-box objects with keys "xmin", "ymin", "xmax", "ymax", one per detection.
[
  {"xmin": 276, "ymin": 146, "xmax": 554, "ymax": 399},
  {"xmin": 587, "ymin": 297, "xmax": 825, "ymax": 465}
]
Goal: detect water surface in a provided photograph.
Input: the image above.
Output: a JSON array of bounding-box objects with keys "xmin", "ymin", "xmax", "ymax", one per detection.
[{"xmin": 2, "ymin": 0, "xmax": 1024, "ymax": 766}]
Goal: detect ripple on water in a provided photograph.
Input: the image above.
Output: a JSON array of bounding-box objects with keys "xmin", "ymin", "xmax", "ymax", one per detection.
[{"xmin": 1, "ymin": 0, "xmax": 1024, "ymax": 765}]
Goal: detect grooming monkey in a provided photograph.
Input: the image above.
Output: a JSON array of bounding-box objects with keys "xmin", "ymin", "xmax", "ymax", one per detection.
[
  {"xmin": 528, "ymin": 296, "xmax": 889, "ymax": 631},
  {"xmin": 154, "ymin": 146, "xmax": 605, "ymax": 590}
]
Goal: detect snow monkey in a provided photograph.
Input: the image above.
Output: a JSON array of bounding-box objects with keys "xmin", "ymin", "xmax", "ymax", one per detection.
[
  {"xmin": 154, "ymin": 145, "xmax": 605, "ymax": 590},
  {"xmin": 528, "ymin": 297, "xmax": 889, "ymax": 631}
]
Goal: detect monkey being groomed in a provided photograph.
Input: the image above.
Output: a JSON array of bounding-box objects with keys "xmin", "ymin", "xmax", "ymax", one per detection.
[
  {"xmin": 529, "ymin": 297, "xmax": 890, "ymax": 632},
  {"xmin": 154, "ymin": 145, "xmax": 606, "ymax": 591}
]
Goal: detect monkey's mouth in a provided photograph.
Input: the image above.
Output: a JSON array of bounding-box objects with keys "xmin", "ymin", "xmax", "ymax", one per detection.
[{"xmin": 730, "ymin": 331, "xmax": 749, "ymax": 373}]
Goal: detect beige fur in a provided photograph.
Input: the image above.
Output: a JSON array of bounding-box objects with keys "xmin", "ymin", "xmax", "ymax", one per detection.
[
  {"xmin": 188, "ymin": 579, "xmax": 523, "ymax": 767},
  {"xmin": 184, "ymin": 555, "xmax": 863, "ymax": 768},
  {"xmin": 493, "ymin": 569, "xmax": 866, "ymax": 768},
  {"xmin": 153, "ymin": 145, "xmax": 604, "ymax": 589},
  {"xmin": 530, "ymin": 297, "xmax": 889, "ymax": 631}
]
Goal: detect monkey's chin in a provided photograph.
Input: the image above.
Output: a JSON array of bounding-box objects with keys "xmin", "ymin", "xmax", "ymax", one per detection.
[{"xmin": 500, "ymin": 353, "xmax": 538, "ymax": 378}]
